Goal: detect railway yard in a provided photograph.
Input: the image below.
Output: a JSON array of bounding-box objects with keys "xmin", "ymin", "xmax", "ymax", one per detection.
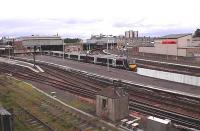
[{"xmin": 0, "ymin": 54, "xmax": 200, "ymax": 131}]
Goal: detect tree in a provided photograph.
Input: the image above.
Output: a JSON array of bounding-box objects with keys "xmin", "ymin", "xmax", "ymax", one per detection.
[
  {"xmin": 64, "ymin": 38, "xmax": 81, "ymax": 43},
  {"xmin": 193, "ymin": 29, "xmax": 200, "ymax": 37}
]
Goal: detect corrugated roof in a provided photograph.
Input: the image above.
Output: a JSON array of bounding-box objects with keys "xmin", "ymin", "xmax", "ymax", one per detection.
[
  {"xmin": 18, "ymin": 36, "xmax": 62, "ymax": 41},
  {"xmin": 160, "ymin": 33, "xmax": 192, "ymax": 39},
  {"xmin": 98, "ymin": 86, "xmax": 128, "ymax": 99}
]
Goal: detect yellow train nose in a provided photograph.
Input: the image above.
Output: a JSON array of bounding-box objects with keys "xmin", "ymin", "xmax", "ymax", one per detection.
[{"xmin": 129, "ymin": 64, "xmax": 137, "ymax": 71}]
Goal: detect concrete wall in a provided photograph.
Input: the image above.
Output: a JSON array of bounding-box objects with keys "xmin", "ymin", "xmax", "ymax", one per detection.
[
  {"xmin": 96, "ymin": 95, "xmax": 129, "ymax": 122},
  {"xmin": 137, "ymin": 68, "xmax": 200, "ymax": 86},
  {"xmin": 139, "ymin": 43, "xmax": 178, "ymax": 56},
  {"xmin": 177, "ymin": 48, "xmax": 186, "ymax": 56},
  {"xmin": 155, "ymin": 44, "xmax": 177, "ymax": 55},
  {"xmin": 139, "ymin": 47, "xmax": 155, "ymax": 54},
  {"xmin": 192, "ymin": 37, "xmax": 200, "ymax": 46},
  {"xmin": 113, "ymin": 96, "xmax": 129, "ymax": 121},
  {"xmin": 186, "ymin": 48, "xmax": 200, "ymax": 57},
  {"xmin": 178, "ymin": 35, "xmax": 192, "ymax": 47}
]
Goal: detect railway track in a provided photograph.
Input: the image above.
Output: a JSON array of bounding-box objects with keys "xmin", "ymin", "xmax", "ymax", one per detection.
[
  {"xmin": 0, "ymin": 63, "xmax": 97, "ymax": 99},
  {"xmin": 15, "ymin": 105, "xmax": 54, "ymax": 131},
  {"xmin": 1, "ymin": 62, "xmax": 200, "ymax": 130},
  {"xmin": 129, "ymin": 99, "xmax": 200, "ymax": 129}
]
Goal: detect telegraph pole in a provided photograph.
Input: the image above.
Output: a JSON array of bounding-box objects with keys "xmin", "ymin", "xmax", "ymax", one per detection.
[
  {"xmin": 33, "ymin": 46, "xmax": 36, "ymax": 68},
  {"xmin": 107, "ymin": 38, "xmax": 110, "ymax": 72}
]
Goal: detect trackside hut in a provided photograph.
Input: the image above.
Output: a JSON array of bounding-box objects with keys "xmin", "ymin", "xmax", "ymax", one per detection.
[{"xmin": 96, "ymin": 86, "xmax": 129, "ymax": 122}]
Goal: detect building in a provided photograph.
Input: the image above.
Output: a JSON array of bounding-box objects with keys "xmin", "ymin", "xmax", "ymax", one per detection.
[
  {"xmin": 139, "ymin": 33, "xmax": 200, "ymax": 57},
  {"xmin": 14, "ymin": 35, "xmax": 63, "ymax": 53},
  {"xmin": 96, "ymin": 86, "xmax": 129, "ymax": 122},
  {"xmin": 146, "ymin": 116, "xmax": 171, "ymax": 131},
  {"xmin": 125, "ymin": 30, "xmax": 138, "ymax": 38},
  {"xmin": 0, "ymin": 108, "xmax": 13, "ymax": 131},
  {"xmin": 117, "ymin": 31, "xmax": 155, "ymax": 49},
  {"xmin": 64, "ymin": 42, "xmax": 83, "ymax": 52},
  {"xmin": 0, "ymin": 37, "xmax": 14, "ymax": 56},
  {"xmin": 83, "ymin": 34, "xmax": 117, "ymax": 50}
]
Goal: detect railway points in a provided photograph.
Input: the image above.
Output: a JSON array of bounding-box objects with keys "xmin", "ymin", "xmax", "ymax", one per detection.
[
  {"xmin": 1, "ymin": 53, "xmax": 200, "ymax": 131},
  {"xmin": 14, "ymin": 55, "xmax": 200, "ymax": 97}
]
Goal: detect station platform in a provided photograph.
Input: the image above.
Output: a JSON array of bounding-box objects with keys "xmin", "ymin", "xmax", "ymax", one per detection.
[
  {"xmin": 14, "ymin": 55, "xmax": 200, "ymax": 97},
  {"xmin": 0, "ymin": 57, "xmax": 44, "ymax": 73}
]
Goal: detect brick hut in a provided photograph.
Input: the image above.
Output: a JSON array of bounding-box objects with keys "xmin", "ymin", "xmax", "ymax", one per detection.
[{"xmin": 96, "ymin": 86, "xmax": 129, "ymax": 122}]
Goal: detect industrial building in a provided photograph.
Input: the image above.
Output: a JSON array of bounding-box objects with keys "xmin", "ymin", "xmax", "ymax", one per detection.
[
  {"xmin": 83, "ymin": 34, "xmax": 117, "ymax": 50},
  {"xmin": 139, "ymin": 33, "xmax": 200, "ymax": 57},
  {"xmin": 14, "ymin": 36, "xmax": 63, "ymax": 53},
  {"xmin": 0, "ymin": 37, "xmax": 14, "ymax": 57},
  {"xmin": 96, "ymin": 86, "xmax": 129, "ymax": 122},
  {"xmin": 64, "ymin": 42, "xmax": 83, "ymax": 52}
]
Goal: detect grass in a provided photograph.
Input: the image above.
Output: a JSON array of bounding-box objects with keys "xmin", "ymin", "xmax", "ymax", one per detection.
[
  {"xmin": 0, "ymin": 75, "xmax": 81, "ymax": 131},
  {"xmin": 0, "ymin": 75, "xmax": 114, "ymax": 131}
]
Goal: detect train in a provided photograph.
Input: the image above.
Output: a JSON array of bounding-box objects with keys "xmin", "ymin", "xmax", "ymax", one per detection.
[{"xmin": 42, "ymin": 51, "xmax": 137, "ymax": 71}]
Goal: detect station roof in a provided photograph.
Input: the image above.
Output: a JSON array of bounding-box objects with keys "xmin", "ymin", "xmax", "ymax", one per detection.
[
  {"xmin": 98, "ymin": 86, "xmax": 128, "ymax": 99},
  {"xmin": 17, "ymin": 36, "xmax": 62, "ymax": 41},
  {"xmin": 160, "ymin": 33, "xmax": 192, "ymax": 39}
]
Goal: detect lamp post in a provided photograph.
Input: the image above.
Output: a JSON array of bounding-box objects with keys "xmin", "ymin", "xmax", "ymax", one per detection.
[
  {"xmin": 107, "ymin": 38, "xmax": 110, "ymax": 72},
  {"xmin": 6, "ymin": 45, "xmax": 12, "ymax": 60},
  {"xmin": 63, "ymin": 39, "xmax": 65, "ymax": 60},
  {"xmin": 8, "ymin": 46, "xmax": 10, "ymax": 60},
  {"xmin": 33, "ymin": 46, "xmax": 36, "ymax": 67},
  {"xmin": 126, "ymin": 42, "xmax": 129, "ymax": 61},
  {"xmin": 176, "ymin": 44, "xmax": 178, "ymax": 61}
]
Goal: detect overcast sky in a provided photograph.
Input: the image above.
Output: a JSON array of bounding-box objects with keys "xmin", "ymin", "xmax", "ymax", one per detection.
[{"xmin": 0, "ymin": 0, "xmax": 199, "ymax": 39}]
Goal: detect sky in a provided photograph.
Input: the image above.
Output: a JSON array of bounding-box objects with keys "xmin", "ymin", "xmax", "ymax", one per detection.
[{"xmin": 0, "ymin": 0, "xmax": 200, "ymax": 39}]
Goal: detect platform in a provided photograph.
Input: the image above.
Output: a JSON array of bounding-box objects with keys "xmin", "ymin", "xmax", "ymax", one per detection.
[
  {"xmin": 14, "ymin": 55, "xmax": 200, "ymax": 97},
  {"xmin": 0, "ymin": 57, "xmax": 44, "ymax": 73}
]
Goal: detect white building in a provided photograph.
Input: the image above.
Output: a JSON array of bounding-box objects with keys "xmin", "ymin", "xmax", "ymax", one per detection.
[{"xmin": 139, "ymin": 33, "xmax": 200, "ymax": 57}]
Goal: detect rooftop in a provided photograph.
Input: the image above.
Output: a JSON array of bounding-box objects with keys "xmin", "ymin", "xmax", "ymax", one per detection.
[
  {"xmin": 17, "ymin": 36, "xmax": 62, "ymax": 41},
  {"xmin": 148, "ymin": 116, "xmax": 171, "ymax": 124},
  {"xmin": 160, "ymin": 33, "xmax": 192, "ymax": 39},
  {"xmin": 0, "ymin": 107, "xmax": 11, "ymax": 116},
  {"xmin": 98, "ymin": 86, "xmax": 128, "ymax": 99}
]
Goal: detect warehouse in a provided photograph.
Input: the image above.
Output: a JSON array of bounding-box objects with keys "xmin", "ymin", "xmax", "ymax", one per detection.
[
  {"xmin": 14, "ymin": 36, "xmax": 63, "ymax": 53},
  {"xmin": 139, "ymin": 33, "xmax": 200, "ymax": 57}
]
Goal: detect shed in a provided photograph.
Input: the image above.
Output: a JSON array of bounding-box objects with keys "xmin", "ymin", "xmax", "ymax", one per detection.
[
  {"xmin": 96, "ymin": 86, "xmax": 129, "ymax": 122},
  {"xmin": 0, "ymin": 107, "xmax": 13, "ymax": 131}
]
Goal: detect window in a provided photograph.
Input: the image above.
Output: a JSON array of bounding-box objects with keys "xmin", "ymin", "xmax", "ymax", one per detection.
[{"xmin": 102, "ymin": 98, "xmax": 107, "ymax": 109}]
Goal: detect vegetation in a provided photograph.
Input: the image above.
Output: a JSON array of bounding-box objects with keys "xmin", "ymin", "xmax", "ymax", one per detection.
[
  {"xmin": 193, "ymin": 29, "xmax": 200, "ymax": 37},
  {"xmin": 0, "ymin": 76, "xmax": 94, "ymax": 131},
  {"xmin": 64, "ymin": 38, "xmax": 81, "ymax": 43}
]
